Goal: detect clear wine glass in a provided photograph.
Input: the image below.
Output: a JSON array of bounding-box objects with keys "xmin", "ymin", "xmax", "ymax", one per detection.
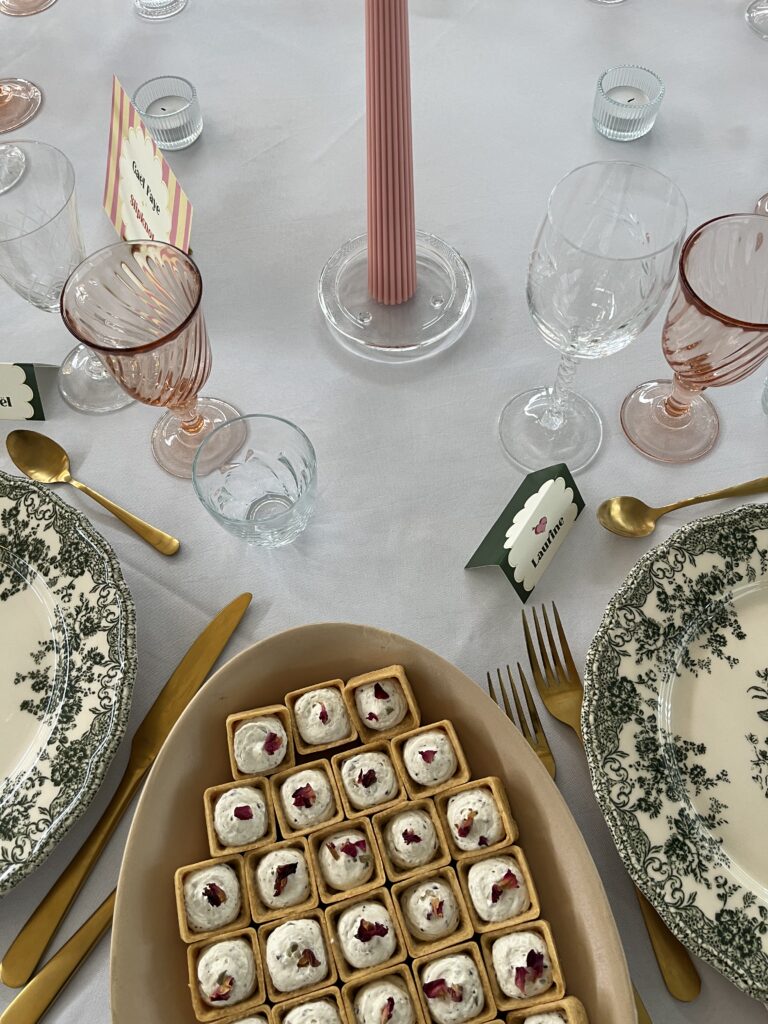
[
  {"xmin": 621, "ymin": 214, "xmax": 768, "ymax": 462},
  {"xmin": 60, "ymin": 241, "xmax": 244, "ymax": 478},
  {"xmin": 746, "ymin": 0, "xmax": 768, "ymax": 37},
  {"xmin": 0, "ymin": 141, "xmax": 132, "ymax": 413},
  {"xmin": 499, "ymin": 160, "xmax": 688, "ymax": 472}
]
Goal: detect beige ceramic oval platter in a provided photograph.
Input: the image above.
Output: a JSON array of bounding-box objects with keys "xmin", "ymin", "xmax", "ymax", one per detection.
[{"xmin": 111, "ymin": 623, "xmax": 634, "ymax": 1023}]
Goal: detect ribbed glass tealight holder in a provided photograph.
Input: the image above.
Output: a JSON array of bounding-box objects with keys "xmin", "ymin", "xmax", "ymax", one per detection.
[
  {"xmin": 593, "ymin": 65, "xmax": 664, "ymax": 141},
  {"xmin": 133, "ymin": 77, "xmax": 202, "ymax": 151}
]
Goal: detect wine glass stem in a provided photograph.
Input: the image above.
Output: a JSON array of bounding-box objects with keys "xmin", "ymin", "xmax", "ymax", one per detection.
[
  {"xmin": 540, "ymin": 352, "xmax": 578, "ymax": 431},
  {"xmin": 178, "ymin": 402, "xmax": 205, "ymax": 434},
  {"xmin": 663, "ymin": 377, "xmax": 697, "ymax": 418},
  {"xmin": 83, "ymin": 350, "xmax": 111, "ymax": 382}
]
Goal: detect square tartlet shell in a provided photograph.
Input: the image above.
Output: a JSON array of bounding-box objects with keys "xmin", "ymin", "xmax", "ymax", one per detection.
[
  {"xmin": 186, "ymin": 926, "xmax": 265, "ymax": 1023},
  {"xmin": 412, "ymin": 940, "xmax": 497, "ymax": 1024},
  {"xmin": 308, "ymin": 817, "xmax": 386, "ymax": 905},
  {"xmin": 285, "ymin": 679, "xmax": 359, "ymax": 756},
  {"xmin": 372, "ymin": 798, "xmax": 451, "ymax": 883},
  {"xmin": 344, "ymin": 666, "xmax": 421, "ymax": 743},
  {"xmin": 270, "ymin": 759, "xmax": 344, "ymax": 839},
  {"xmin": 392, "ymin": 865, "xmax": 474, "ymax": 958},
  {"xmin": 331, "ymin": 740, "xmax": 408, "ymax": 819},
  {"xmin": 226, "ymin": 705, "xmax": 295, "ymax": 781},
  {"xmin": 436, "ymin": 777, "xmax": 518, "ymax": 861},
  {"xmin": 341, "ymin": 962, "xmax": 426, "ymax": 1024},
  {"xmin": 272, "ymin": 984, "xmax": 350, "ymax": 1024},
  {"xmin": 506, "ymin": 994, "xmax": 588, "ymax": 1024},
  {"xmin": 175, "ymin": 854, "xmax": 250, "ymax": 944},
  {"xmin": 245, "ymin": 837, "xmax": 319, "ymax": 924},
  {"xmin": 229, "ymin": 1006, "xmax": 274, "ymax": 1024},
  {"xmin": 324, "ymin": 884, "xmax": 407, "ymax": 982},
  {"xmin": 204, "ymin": 775, "xmax": 277, "ymax": 858},
  {"xmin": 258, "ymin": 907, "xmax": 338, "ymax": 1003},
  {"xmin": 480, "ymin": 919, "xmax": 565, "ymax": 1012},
  {"xmin": 457, "ymin": 844, "xmax": 540, "ymax": 934},
  {"xmin": 391, "ymin": 720, "xmax": 471, "ymax": 799}
]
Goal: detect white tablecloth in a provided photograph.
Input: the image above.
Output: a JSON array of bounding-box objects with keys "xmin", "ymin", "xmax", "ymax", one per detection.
[{"xmin": 2, "ymin": 0, "xmax": 768, "ymax": 1020}]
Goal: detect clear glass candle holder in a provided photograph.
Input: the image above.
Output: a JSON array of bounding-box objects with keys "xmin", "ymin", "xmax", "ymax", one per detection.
[
  {"xmin": 593, "ymin": 66, "xmax": 664, "ymax": 141},
  {"xmin": 193, "ymin": 415, "xmax": 318, "ymax": 547},
  {"xmin": 132, "ymin": 77, "xmax": 202, "ymax": 151}
]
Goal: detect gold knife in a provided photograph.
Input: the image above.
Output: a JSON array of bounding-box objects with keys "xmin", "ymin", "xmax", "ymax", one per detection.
[{"xmin": 0, "ymin": 592, "xmax": 252, "ymax": 989}]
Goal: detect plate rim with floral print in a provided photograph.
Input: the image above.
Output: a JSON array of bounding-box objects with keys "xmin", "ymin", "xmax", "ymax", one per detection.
[
  {"xmin": 583, "ymin": 503, "xmax": 768, "ymax": 1001},
  {"xmin": 0, "ymin": 470, "xmax": 136, "ymax": 895}
]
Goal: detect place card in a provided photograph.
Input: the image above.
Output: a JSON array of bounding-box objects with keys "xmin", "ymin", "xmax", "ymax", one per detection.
[
  {"xmin": 0, "ymin": 364, "xmax": 44, "ymax": 420},
  {"xmin": 466, "ymin": 465, "xmax": 584, "ymax": 602},
  {"xmin": 103, "ymin": 76, "xmax": 193, "ymax": 251}
]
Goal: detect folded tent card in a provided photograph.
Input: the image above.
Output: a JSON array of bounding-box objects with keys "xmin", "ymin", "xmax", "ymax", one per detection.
[
  {"xmin": 466, "ymin": 465, "xmax": 585, "ymax": 603},
  {"xmin": 0, "ymin": 364, "xmax": 44, "ymax": 420}
]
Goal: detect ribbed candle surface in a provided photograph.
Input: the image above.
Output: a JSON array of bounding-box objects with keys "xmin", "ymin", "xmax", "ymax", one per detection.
[{"xmin": 366, "ymin": 0, "xmax": 417, "ymax": 305}]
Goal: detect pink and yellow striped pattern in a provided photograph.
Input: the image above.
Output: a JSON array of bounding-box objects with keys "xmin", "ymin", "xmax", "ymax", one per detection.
[{"xmin": 103, "ymin": 76, "xmax": 193, "ymax": 252}]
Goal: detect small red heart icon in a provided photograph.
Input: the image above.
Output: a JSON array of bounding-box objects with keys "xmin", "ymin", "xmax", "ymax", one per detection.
[{"xmin": 533, "ymin": 517, "xmax": 547, "ymax": 535}]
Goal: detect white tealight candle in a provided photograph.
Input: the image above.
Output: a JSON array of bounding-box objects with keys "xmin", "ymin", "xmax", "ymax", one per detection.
[
  {"xmin": 604, "ymin": 85, "xmax": 650, "ymax": 107},
  {"xmin": 144, "ymin": 94, "xmax": 188, "ymax": 117}
]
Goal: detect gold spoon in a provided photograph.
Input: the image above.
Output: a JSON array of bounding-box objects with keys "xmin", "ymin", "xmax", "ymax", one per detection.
[
  {"xmin": 6, "ymin": 429, "xmax": 180, "ymax": 556},
  {"xmin": 598, "ymin": 475, "xmax": 768, "ymax": 538}
]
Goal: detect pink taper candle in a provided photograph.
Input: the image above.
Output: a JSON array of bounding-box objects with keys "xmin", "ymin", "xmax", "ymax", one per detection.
[{"xmin": 366, "ymin": 0, "xmax": 417, "ymax": 305}]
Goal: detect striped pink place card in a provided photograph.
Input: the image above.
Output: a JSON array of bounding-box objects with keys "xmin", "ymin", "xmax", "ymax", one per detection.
[
  {"xmin": 103, "ymin": 76, "xmax": 193, "ymax": 252},
  {"xmin": 366, "ymin": 0, "xmax": 417, "ymax": 306}
]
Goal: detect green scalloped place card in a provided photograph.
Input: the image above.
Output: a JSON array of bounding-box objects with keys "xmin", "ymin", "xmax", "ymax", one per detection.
[
  {"xmin": 0, "ymin": 363, "xmax": 44, "ymax": 420},
  {"xmin": 466, "ymin": 464, "xmax": 585, "ymax": 602}
]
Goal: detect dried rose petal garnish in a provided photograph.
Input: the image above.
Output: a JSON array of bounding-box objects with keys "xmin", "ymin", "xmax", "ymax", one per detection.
[
  {"xmin": 366, "ymin": 712, "xmax": 379, "ymax": 722},
  {"xmin": 380, "ymin": 996, "xmax": 395, "ymax": 1024},
  {"xmin": 419, "ymin": 749, "xmax": 438, "ymax": 764},
  {"xmin": 297, "ymin": 947, "xmax": 321, "ymax": 968},
  {"xmin": 319, "ymin": 702, "xmax": 329, "ymax": 724},
  {"xmin": 422, "ymin": 979, "xmax": 464, "ymax": 1002},
  {"xmin": 202, "ymin": 882, "xmax": 227, "ymax": 907},
  {"xmin": 233, "ymin": 804, "xmax": 254, "ymax": 820},
  {"xmin": 273, "ymin": 861, "xmax": 298, "ymax": 897},
  {"xmin": 326, "ymin": 841, "xmax": 340, "ymax": 861},
  {"xmin": 340, "ymin": 839, "xmax": 367, "ymax": 858},
  {"xmin": 357, "ymin": 768, "xmax": 377, "ymax": 788},
  {"xmin": 426, "ymin": 897, "xmax": 444, "ymax": 920},
  {"xmin": 456, "ymin": 810, "xmax": 477, "ymax": 838},
  {"xmin": 373, "ymin": 682, "xmax": 390, "ymax": 700},
  {"xmin": 264, "ymin": 731, "xmax": 283, "ymax": 755},
  {"xmin": 292, "ymin": 783, "xmax": 317, "ymax": 808},
  {"xmin": 402, "ymin": 828, "xmax": 422, "ymax": 845},
  {"xmin": 478, "ymin": 836, "xmax": 489, "ymax": 847},
  {"xmin": 210, "ymin": 971, "xmax": 235, "ymax": 1001},
  {"xmin": 514, "ymin": 949, "xmax": 546, "ymax": 993},
  {"xmin": 355, "ymin": 918, "xmax": 389, "ymax": 942},
  {"xmin": 490, "ymin": 869, "xmax": 519, "ymax": 903}
]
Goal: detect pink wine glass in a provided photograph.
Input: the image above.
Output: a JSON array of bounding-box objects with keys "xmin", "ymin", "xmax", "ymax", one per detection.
[
  {"xmin": 621, "ymin": 214, "xmax": 768, "ymax": 462},
  {"xmin": 61, "ymin": 241, "xmax": 243, "ymax": 478}
]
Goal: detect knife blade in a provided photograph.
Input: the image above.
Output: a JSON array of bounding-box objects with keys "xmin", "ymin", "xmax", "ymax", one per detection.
[{"xmin": 0, "ymin": 592, "xmax": 252, "ymax": 989}]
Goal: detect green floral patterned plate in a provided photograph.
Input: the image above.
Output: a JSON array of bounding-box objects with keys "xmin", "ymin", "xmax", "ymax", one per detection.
[
  {"xmin": 0, "ymin": 471, "xmax": 136, "ymax": 895},
  {"xmin": 583, "ymin": 504, "xmax": 768, "ymax": 1001}
]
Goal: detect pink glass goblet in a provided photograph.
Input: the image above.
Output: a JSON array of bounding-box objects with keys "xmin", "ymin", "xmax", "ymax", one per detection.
[
  {"xmin": 60, "ymin": 241, "xmax": 243, "ymax": 478},
  {"xmin": 621, "ymin": 214, "xmax": 768, "ymax": 463}
]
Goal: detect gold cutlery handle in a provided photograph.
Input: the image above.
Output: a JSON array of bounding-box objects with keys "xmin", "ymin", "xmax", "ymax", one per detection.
[
  {"xmin": 0, "ymin": 764, "xmax": 142, "ymax": 988},
  {"xmin": 0, "ymin": 893, "xmax": 115, "ymax": 1024},
  {"xmin": 663, "ymin": 475, "xmax": 768, "ymax": 514},
  {"xmin": 633, "ymin": 983, "xmax": 652, "ymax": 1024},
  {"xmin": 69, "ymin": 478, "xmax": 180, "ymax": 556},
  {"xmin": 635, "ymin": 887, "xmax": 701, "ymax": 1000}
]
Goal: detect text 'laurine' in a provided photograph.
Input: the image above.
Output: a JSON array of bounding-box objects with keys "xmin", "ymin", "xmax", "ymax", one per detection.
[{"xmin": 530, "ymin": 515, "xmax": 565, "ymax": 568}]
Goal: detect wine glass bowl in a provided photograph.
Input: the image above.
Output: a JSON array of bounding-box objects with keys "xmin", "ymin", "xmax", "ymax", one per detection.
[
  {"xmin": 61, "ymin": 241, "xmax": 243, "ymax": 477},
  {"xmin": 499, "ymin": 160, "xmax": 688, "ymax": 472},
  {"xmin": 621, "ymin": 214, "xmax": 768, "ymax": 462}
]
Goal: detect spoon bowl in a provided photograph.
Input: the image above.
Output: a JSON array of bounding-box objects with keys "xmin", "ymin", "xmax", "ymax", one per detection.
[
  {"xmin": 6, "ymin": 429, "xmax": 73, "ymax": 484},
  {"xmin": 597, "ymin": 495, "xmax": 659, "ymax": 538}
]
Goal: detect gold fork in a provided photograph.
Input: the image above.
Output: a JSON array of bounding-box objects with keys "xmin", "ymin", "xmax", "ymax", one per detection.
[
  {"xmin": 522, "ymin": 604, "xmax": 701, "ymax": 1004},
  {"xmin": 487, "ymin": 660, "xmax": 653, "ymax": 1024}
]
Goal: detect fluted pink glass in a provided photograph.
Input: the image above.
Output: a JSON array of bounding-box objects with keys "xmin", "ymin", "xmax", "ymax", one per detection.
[
  {"xmin": 621, "ymin": 215, "xmax": 768, "ymax": 462},
  {"xmin": 60, "ymin": 241, "xmax": 243, "ymax": 477}
]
